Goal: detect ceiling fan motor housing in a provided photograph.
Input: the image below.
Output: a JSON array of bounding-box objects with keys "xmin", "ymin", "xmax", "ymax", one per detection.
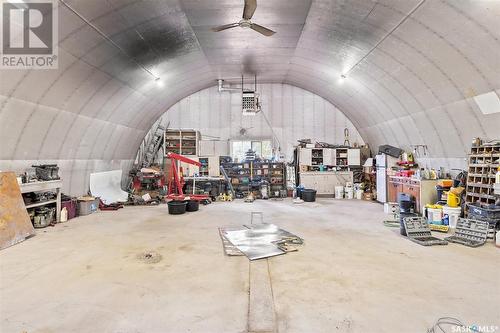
[{"xmin": 239, "ymin": 19, "xmax": 252, "ymax": 28}]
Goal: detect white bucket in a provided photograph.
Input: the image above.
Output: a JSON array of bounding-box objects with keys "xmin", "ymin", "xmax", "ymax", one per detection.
[
  {"xmin": 335, "ymin": 186, "xmax": 344, "ymax": 199},
  {"xmin": 355, "ymin": 189, "xmax": 363, "ymax": 200},
  {"xmin": 442, "ymin": 205, "xmax": 461, "ymax": 228},
  {"xmin": 345, "ymin": 187, "xmax": 354, "ymax": 199},
  {"xmin": 427, "ymin": 208, "xmax": 443, "ymax": 224}
]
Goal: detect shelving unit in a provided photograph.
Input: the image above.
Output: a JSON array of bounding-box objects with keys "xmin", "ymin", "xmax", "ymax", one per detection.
[
  {"xmin": 466, "ymin": 144, "xmax": 500, "ymax": 206},
  {"xmin": 198, "ymin": 157, "xmax": 209, "ymax": 176},
  {"xmin": 20, "ymin": 180, "xmax": 62, "ymax": 223},
  {"xmin": 164, "ymin": 129, "xmax": 199, "ymax": 156},
  {"xmin": 221, "ymin": 161, "xmax": 286, "ymax": 197},
  {"xmin": 311, "ymin": 149, "xmax": 323, "ymax": 166},
  {"xmin": 335, "ymin": 148, "xmax": 348, "ymax": 169},
  {"xmin": 298, "ymin": 147, "xmax": 365, "ymax": 172}
]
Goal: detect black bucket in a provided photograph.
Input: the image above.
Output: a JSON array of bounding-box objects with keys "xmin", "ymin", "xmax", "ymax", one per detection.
[
  {"xmin": 168, "ymin": 201, "xmax": 187, "ymax": 215},
  {"xmin": 302, "ymin": 189, "xmax": 317, "ymax": 202},
  {"xmin": 185, "ymin": 200, "xmax": 199, "ymax": 212}
]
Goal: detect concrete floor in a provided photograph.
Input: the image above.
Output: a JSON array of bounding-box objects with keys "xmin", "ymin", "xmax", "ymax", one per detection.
[{"xmin": 1, "ymin": 199, "xmax": 499, "ymax": 333}]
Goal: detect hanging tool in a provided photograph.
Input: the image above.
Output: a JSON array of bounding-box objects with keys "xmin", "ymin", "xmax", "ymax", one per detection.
[{"xmin": 343, "ymin": 128, "xmax": 350, "ymax": 146}]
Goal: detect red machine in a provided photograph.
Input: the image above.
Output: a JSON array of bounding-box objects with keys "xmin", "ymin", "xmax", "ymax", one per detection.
[{"xmin": 166, "ymin": 152, "xmax": 209, "ymax": 202}]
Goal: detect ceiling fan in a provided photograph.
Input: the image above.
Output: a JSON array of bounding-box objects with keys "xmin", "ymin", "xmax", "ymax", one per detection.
[
  {"xmin": 211, "ymin": 0, "xmax": 276, "ymax": 37},
  {"xmin": 239, "ymin": 126, "xmax": 254, "ymax": 136}
]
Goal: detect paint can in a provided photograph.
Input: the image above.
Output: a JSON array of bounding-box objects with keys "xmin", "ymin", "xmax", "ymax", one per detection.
[
  {"xmin": 355, "ymin": 189, "xmax": 363, "ymax": 200},
  {"xmin": 335, "ymin": 186, "xmax": 344, "ymax": 199},
  {"xmin": 345, "ymin": 186, "xmax": 354, "ymax": 199},
  {"xmin": 427, "ymin": 208, "xmax": 443, "ymax": 225},
  {"xmin": 442, "ymin": 205, "xmax": 461, "ymax": 228}
]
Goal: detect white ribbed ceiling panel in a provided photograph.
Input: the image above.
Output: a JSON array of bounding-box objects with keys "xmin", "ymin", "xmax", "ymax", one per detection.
[{"xmin": 1, "ymin": 0, "xmax": 499, "ymax": 194}]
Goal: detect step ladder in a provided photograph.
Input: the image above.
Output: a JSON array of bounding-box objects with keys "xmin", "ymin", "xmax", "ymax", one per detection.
[
  {"xmin": 220, "ymin": 165, "xmax": 235, "ymax": 197},
  {"xmin": 142, "ymin": 122, "xmax": 166, "ymax": 167}
]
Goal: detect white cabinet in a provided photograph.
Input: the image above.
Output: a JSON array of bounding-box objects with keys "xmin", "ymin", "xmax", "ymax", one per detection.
[
  {"xmin": 347, "ymin": 149, "xmax": 361, "ymax": 166},
  {"xmin": 180, "ymin": 157, "xmax": 199, "ymax": 176},
  {"xmin": 300, "ymin": 171, "xmax": 353, "ymax": 196},
  {"xmin": 199, "ymin": 141, "xmax": 215, "ymax": 156},
  {"xmin": 299, "ymin": 148, "xmax": 312, "ymax": 166},
  {"xmin": 214, "ymin": 141, "xmax": 229, "ymax": 156},
  {"xmin": 323, "ymin": 148, "xmax": 335, "ymax": 166},
  {"xmin": 199, "ymin": 140, "xmax": 229, "ymax": 156},
  {"xmin": 208, "ymin": 156, "xmax": 220, "ymax": 177}
]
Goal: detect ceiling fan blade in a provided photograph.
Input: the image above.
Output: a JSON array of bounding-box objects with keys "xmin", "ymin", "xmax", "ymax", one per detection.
[
  {"xmin": 212, "ymin": 23, "xmax": 239, "ymax": 32},
  {"xmin": 250, "ymin": 23, "xmax": 275, "ymax": 36},
  {"xmin": 243, "ymin": 0, "xmax": 257, "ymax": 20}
]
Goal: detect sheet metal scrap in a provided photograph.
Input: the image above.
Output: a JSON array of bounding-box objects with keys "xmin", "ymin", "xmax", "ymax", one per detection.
[
  {"xmin": 0, "ymin": 172, "xmax": 35, "ymax": 250},
  {"xmin": 218, "ymin": 227, "xmax": 245, "ymax": 256},
  {"xmin": 222, "ymin": 224, "xmax": 303, "ymax": 260}
]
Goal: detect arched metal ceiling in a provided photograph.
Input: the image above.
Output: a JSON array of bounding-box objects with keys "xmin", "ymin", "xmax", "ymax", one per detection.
[{"xmin": 1, "ymin": 0, "xmax": 500, "ymax": 176}]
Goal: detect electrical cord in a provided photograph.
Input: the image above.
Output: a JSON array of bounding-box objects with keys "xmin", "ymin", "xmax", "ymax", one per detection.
[{"xmin": 427, "ymin": 317, "xmax": 467, "ymax": 333}]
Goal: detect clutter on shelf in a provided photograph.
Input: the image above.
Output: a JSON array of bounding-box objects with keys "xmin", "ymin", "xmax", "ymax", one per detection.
[{"xmin": 377, "ymin": 139, "xmax": 499, "ymax": 249}]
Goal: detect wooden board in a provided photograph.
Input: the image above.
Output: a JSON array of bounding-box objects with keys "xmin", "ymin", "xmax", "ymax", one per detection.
[{"xmin": 0, "ymin": 172, "xmax": 35, "ymax": 250}]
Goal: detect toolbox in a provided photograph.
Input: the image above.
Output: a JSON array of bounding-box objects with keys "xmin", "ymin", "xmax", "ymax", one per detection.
[
  {"xmin": 444, "ymin": 218, "xmax": 489, "ymax": 247},
  {"xmin": 403, "ymin": 216, "xmax": 448, "ymax": 246}
]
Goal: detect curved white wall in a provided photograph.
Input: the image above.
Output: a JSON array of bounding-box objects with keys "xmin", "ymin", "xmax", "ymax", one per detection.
[
  {"xmin": 1, "ymin": 0, "xmax": 500, "ymax": 195},
  {"xmin": 154, "ymin": 84, "xmax": 364, "ymax": 160}
]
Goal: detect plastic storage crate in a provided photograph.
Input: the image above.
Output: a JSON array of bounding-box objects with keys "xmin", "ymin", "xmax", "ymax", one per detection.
[
  {"xmin": 77, "ymin": 199, "xmax": 98, "ymax": 216},
  {"xmin": 467, "ymin": 203, "xmax": 500, "ymax": 220},
  {"xmin": 444, "ymin": 218, "xmax": 488, "ymax": 247}
]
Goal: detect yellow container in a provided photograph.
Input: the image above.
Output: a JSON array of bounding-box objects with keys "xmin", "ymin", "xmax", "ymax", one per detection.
[{"xmin": 446, "ymin": 191, "xmax": 460, "ymax": 207}]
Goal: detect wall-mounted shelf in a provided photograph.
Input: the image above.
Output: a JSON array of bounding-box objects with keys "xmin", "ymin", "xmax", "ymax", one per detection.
[
  {"xmin": 466, "ymin": 144, "xmax": 500, "ymax": 206},
  {"xmin": 20, "ymin": 180, "xmax": 62, "ymax": 223},
  {"xmin": 221, "ymin": 161, "xmax": 286, "ymax": 197},
  {"xmin": 164, "ymin": 129, "xmax": 200, "ymax": 156}
]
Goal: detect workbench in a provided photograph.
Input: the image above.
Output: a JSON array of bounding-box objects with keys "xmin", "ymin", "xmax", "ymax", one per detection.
[
  {"xmin": 387, "ymin": 176, "xmax": 437, "ymax": 213},
  {"xmin": 20, "ymin": 180, "xmax": 62, "ymax": 222},
  {"xmin": 299, "ymin": 171, "xmax": 353, "ymax": 197}
]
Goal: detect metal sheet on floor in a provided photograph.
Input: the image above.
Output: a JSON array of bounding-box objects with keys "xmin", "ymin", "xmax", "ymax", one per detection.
[
  {"xmin": 223, "ymin": 224, "xmax": 301, "ymax": 260},
  {"xmin": 0, "ymin": 172, "xmax": 35, "ymax": 250}
]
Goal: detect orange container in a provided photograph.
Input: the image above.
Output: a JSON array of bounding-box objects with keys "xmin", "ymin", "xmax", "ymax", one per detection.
[{"xmin": 438, "ymin": 179, "xmax": 453, "ymax": 187}]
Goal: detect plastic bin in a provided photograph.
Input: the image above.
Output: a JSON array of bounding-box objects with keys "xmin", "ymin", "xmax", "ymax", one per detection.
[
  {"xmin": 302, "ymin": 189, "xmax": 317, "ymax": 202},
  {"xmin": 77, "ymin": 199, "xmax": 98, "ymax": 216},
  {"xmin": 62, "ymin": 199, "xmax": 77, "ymax": 220},
  {"xmin": 168, "ymin": 201, "xmax": 187, "ymax": 215},
  {"xmin": 185, "ymin": 200, "xmax": 199, "ymax": 212},
  {"xmin": 467, "ymin": 204, "xmax": 500, "ymax": 220},
  {"xmin": 296, "ymin": 187, "xmax": 304, "ymax": 199}
]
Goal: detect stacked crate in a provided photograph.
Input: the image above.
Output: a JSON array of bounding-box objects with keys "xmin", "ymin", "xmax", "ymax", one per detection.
[
  {"xmin": 466, "ymin": 143, "xmax": 500, "ymax": 206},
  {"xmin": 466, "ymin": 143, "xmax": 500, "ymax": 240}
]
